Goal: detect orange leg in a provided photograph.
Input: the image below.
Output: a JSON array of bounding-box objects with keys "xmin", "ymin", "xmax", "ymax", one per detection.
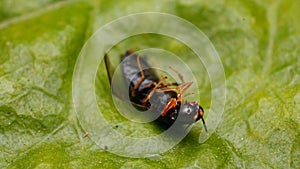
[
  {"xmin": 146, "ymin": 82, "xmax": 191, "ymax": 116},
  {"xmin": 132, "ymin": 54, "xmax": 144, "ymax": 97},
  {"xmin": 169, "ymin": 66, "xmax": 184, "ymax": 83},
  {"xmin": 177, "ymin": 81, "xmax": 193, "ymax": 102},
  {"xmin": 155, "ymin": 81, "xmax": 192, "ymax": 93},
  {"xmin": 178, "ymin": 81, "xmax": 193, "ymax": 93},
  {"xmin": 161, "ymin": 82, "xmax": 179, "ymax": 87},
  {"xmin": 154, "ymin": 81, "xmax": 193, "ymax": 102},
  {"xmin": 182, "ymin": 92, "xmax": 194, "ymax": 98},
  {"xmin": 142, "ymin": 76, "xmax": 168, "ymax": 105},
  {"xmin": 161, "ymin": 98, "xmax": 177, "ymax": 116}
]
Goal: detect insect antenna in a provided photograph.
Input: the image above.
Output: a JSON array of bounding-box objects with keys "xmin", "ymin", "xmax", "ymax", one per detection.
[
  {"xmin": 201, "ymin": 117, "xmax": 208, "ymax": 132},
  {"xmin": 198, "ymin": 106, "xmax": 207, "ymax": 132},
  {"xmin": 182, "ymin": 92, "xmax": 194, "ymax": 98}
]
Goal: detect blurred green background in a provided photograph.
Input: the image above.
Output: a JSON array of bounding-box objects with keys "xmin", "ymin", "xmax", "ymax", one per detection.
[{"xmin": 0, "ymin": 0, "xmax": 299, "ymax": 168}]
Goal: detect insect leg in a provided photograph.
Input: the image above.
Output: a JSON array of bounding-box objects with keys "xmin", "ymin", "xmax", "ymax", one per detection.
[
  {"xmin": 141, "ymin": 76, "xmax": 168, "ymax": 105},
  {"xmin": 161, "ymin": 98, "xmax": 177, "ymax": 116},
  {"xmin": 141, "ymin": 75, "xmax": 182, "ymax": 105},
  {"xmin": 155, "ymin": 82, "xmax": 193, "ymax": 102},
  {"xmin": 182, "ymin": 92, "xmax": 194, "ymax": 98},
  {"xmin": 160, "ymin": 82, "xmax": 179, "ymax": 87},
  {"xmin": 178, "ymin": 81, "xmax": 193, "ymax": 93},
  {"xmin": 157, "ymin": 75, "xmax": 179, "ymax": 87},
  {"xmin": 154, "ymin": 81, "xmax": 192, "ymax": 93},
  {"xmin": 169, "ymin": 66, "xmax": 184, "ymax": 83},
  {"xmin": 131, "ymin": 54, "xmax": 145, "ymax": 97},
  {"xmin": 176, "ymin": 81, "xmax": 193, "ymax": 102}
]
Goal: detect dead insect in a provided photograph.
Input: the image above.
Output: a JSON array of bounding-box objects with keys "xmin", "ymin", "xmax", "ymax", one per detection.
[{"xmin": 104, "ymin": 50, "xmax": 207, "ymax": 131}]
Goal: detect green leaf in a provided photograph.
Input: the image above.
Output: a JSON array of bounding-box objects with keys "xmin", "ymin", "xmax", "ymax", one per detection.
[{"xmin": 1, "ymin": 0, "xmax": 299, "ymax": 168}]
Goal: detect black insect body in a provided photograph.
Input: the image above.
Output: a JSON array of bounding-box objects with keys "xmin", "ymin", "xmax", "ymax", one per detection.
[{"xmin": 104, "ymin": 50, "xmax": 207, "ymax": 131}]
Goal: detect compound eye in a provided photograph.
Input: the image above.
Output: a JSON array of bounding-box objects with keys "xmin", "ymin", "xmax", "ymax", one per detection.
[
  {"xmin": 184, "ymin": 106, "xmax": 193, "ymax": 115},
  {"xmin": 186, "ymin": 108, "xmax": 191, "ymax": 114},
  {"xmin": 181, "ymin": 104, "xmax": 194, "ymax": 116}
]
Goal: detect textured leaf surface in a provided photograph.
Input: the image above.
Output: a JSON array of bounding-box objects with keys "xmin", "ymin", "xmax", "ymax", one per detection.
[{"xmin": 0, "ymin": 0, "xmax": 299, "ymax": 168}]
